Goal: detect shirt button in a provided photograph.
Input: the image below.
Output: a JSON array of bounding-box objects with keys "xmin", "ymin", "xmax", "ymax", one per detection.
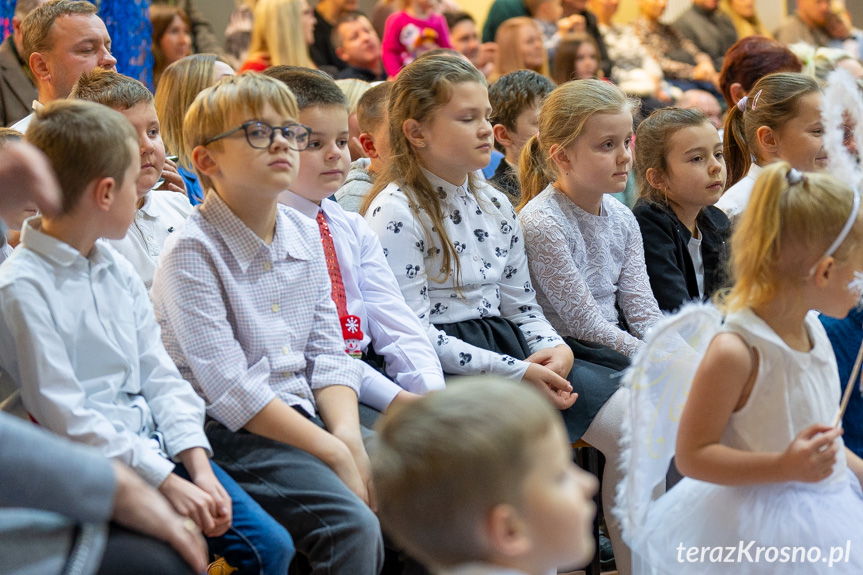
[
  {"xmin": 147, "ymin": 236, "xmax": 155, "ymax": 242},
  {"xmin": 135, "ymin": 213, "xmax": 142, "ymax": 219},
  {"xmin": 271, "ymin": 303, "xmax": 280, "ymax": 313},
  {"xmin": 473, "ymin": 255, "xmax": 479, "ymax": 261},
  {"xmin": 281, "ymin": 346, "xmax": 290, "ymax": 355},
  {"xmin": 263, "ymin": 261, "xmax": 272, "ymax": 271}
]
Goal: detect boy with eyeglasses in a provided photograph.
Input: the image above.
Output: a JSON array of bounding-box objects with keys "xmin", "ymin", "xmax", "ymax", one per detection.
[{"xmin": 150, "ymin": 73, "xmax": 385, "ymax": 575}]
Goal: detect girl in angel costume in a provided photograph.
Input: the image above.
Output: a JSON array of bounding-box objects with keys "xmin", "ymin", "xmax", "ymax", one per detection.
[{"xmin": 617, "ymin": 157, "xmax": 863, "ymax": 574}]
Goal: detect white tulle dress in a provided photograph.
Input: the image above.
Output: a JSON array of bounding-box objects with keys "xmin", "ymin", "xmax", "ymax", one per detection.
[{"xmin": 626, "ymin": 308, "xmax": 863, "ymax": 574}]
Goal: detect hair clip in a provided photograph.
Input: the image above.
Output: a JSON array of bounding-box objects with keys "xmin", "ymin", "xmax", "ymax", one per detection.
[
  {"xmin": 736, "ymin": 96, "xmax": 748, "ymax": 113},
  {"xmin": 786, "ymin": 168, "xmax": 805, "ymax": 185},
  {"xmin": 751, "ymin": 89, "xmax": 763, "ymax": 111}
]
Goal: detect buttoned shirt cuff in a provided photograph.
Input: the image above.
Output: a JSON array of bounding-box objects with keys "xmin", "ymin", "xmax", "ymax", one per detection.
[
  {"xmin": 138, "ymin": 450, "xmax": 178, "ymax": 488},
  {"xmin": 395, "ymin": 369, "xmax": 446, "ymax": 395},
  {"xmin": 206, "ymin": 373, "xmax": 278, "ymax": 432},
  {"xmin": 164, "ymin": 425, "xmax": 213, "ymax": 461},
  {"xmin": 308, "ymin": 354, "xmax": 363, "ymax": 395},
  {"xmin": 358, "ymin": 363, "xmax": 403, "ymax": 411}
]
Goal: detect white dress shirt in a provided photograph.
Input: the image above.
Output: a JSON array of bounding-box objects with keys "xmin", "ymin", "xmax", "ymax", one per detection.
[
  {"xmin": 151, "ymin": 192, "xmax": 362, "ymax": 430},
  {"xmin": 108, "ymin": 189, "xmax": 193, "ymax": 289},
  {"xmin": 715, "ymin": 162, "xmax": 763, "ymax": 225},
  {"xmin": 365, "ymin": 171, "xmax": 564, "ymax": 380},
  {"xmin": 279, "ymin": 192, "xmax": 446, "ymax": 410},
  {"xmin": 0, "ymin": 236, "xmax": 12, "ymax": 265},
  {"xmin": 0, "ymin": 218, "xmax": 211, "ymax": 487}
]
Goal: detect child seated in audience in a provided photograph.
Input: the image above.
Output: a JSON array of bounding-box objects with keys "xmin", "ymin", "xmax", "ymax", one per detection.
[
  {"xmin": 149, "ymin": 73, "xmax": 385, "ymax": 573},
  {"xmin": 718, "ymin": 72, "xmax": 824, "ymax": 224},
  {"xmin": 265, "ymin": 66, "xmax": 445, "ymax": 421},
  {"xmin": 71, "ymin": 69, "xmax": 194, "ymax": 289},
  {"xmin": 632, "ymin": 107, "xmax": 730, "ymax": 313},
  {"xmin": 488, "ymin": 70, "xmax": 555, "ymax": 205},
  {"xmin": 373, "ymin": 378, "xmax": 599, "ymax": 575},
  {"xmin": 0, "ymin": 100, "xmax": 294, "ymax": 575},
  {"xmin": 381, "ymin": 0, "xmax": 452, "ymax": 77},
  {"xmin": 337, "ymin": 82, "xmax": 393, "ymax": 212},
  {"xmin": 155, "ymin": 54, "xmax": 236, "ymax": 206},
  {"xmin": 552, "ymin": 33, "xmax": 602, "ymax": 84},
  {"xmin": 0, "ymin": 128, "xmax": 35, "ymax": 265}
]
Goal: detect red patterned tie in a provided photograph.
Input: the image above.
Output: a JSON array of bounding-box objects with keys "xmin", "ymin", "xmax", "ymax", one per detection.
[{"xmin": 316, "ymin": 210, "xmax": 364, "ymax": 357}]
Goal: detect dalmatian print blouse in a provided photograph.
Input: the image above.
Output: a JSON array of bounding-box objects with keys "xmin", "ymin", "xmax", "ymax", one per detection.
[{"xmin": 364, "ymin": 170, "xmax": 564, "ymax": 380}]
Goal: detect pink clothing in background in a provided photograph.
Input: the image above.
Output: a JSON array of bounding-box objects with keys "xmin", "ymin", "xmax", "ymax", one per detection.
[{"xmin": 381, "ymin": 11, "xmax": 452, "ymax": 76}]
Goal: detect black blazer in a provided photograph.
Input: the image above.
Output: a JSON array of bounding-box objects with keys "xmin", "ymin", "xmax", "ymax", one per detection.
[{"xmin": 633, "ymin": 199, "xmax": 730, "ymax": 313}]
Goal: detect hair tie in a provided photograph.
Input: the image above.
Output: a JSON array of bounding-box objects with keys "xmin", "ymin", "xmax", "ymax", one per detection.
[
  {"xmin": 751, "ymin": 89, "xmax": 763, "ymax": 111},
  {"xmin": 736, "ymin": 96, "xmax": 748, "ymax": 113},
  {"xmin": 786, "ymin": 168, "xmax": 805, "ymax": 185}
]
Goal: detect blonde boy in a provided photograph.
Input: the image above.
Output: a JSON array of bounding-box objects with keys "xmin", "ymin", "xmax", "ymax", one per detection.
[
  {"xmin": 373, "ymin": 378, "xmax": 598, "ymax": 575},
  {"xmin": 150, "ymin": 73, "xmax": 384, "ymax": 574},
  {"xmin": 336, "ymin": 81, "xmax": 391, "ymax": 213},
  {"xmin": 70, "ymin": 68, "xmax": 192, "ymax": 288}
]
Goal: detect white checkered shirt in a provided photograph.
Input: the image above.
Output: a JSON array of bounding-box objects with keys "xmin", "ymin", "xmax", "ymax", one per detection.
[{"xmin": 151, "ymin": 192, "xmax": 361, "ymax": 431}]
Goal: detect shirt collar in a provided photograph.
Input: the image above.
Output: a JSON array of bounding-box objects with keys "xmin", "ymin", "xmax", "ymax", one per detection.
[
  {"xmin": 422, "ymin": 168, "xmax": 470, "ymax": 199},
  {"xmin": 137, "ymin": 190, "xmax": 162, "ymax": 219},
  {"xmin": 279, "ymin": 190, "xmax": 321, "ymax": 220},
  {"xmin": 20, "ymin": 216, "xmax": 112, "ymax": 271}
]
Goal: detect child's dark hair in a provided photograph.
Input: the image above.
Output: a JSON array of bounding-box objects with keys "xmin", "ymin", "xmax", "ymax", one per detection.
[
  {"xmin": 357, "ymin": 82, "xmax": 392, "ymax": 135},
  {"xmin": 718, "ymin": 36, "xmax": 802, "ymax": 110},
  {"xmin": 0, "ymin": 127, "xmax": 23, "ymax": 145},
  {"xmin": 69, "ymin": 68, "xmax": 154, "ymax": 110},
  {"xmin": 443, "ymin": 10, "xmax": 474, "ymax": 31},
  {"xmin": 331, "ymin": 11, "xmax": 371, "ymax": 50},
  {"xmin": 552, "ymin": 33, "xmax": 600, "ymax": 85},
  {"xmin": 26, "ymin": 100, "xmax": 137, "ymax": 215},
  {"xmin": 519, "ymin": 79, "xmax": 637, "ymax": 211},
  {"xmin": 723, "ymin": 72, "xmax": 819, "ymax": 189},
  {"xmin": 635, "ymin": 107, "xmax": 711, "ymax": 204},
  {"xmin": 263, "ymin": 65, "xmax": 349, "ymax": 111},
  {"xmin": 488, "ymin": 70, "xmax": 555, "ymax": 153},
  {"xmin": 361, "ymin": 53, "xmax": 486, "ymax": 288}
]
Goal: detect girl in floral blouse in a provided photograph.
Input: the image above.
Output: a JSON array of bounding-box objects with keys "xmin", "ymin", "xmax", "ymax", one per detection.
[{"xmin": 362, "ymin": 55, "xmax": 626, "ymax": 451}]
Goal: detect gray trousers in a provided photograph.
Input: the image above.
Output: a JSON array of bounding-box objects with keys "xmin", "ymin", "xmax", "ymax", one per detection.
[{"xmin": 205, "ymin": 419, "xmax": 385, "ymax": 575}]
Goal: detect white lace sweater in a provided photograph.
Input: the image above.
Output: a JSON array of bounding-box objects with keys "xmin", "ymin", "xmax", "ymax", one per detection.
[{"xmin": 518, "ymin": 185, "xmax": 664, "ymax": 357}]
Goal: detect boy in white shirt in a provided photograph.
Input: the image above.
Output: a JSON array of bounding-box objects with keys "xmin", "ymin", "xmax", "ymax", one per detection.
[
  {"xmin": 70, "ymin": 69, "xmax": 193, "ymax": 289},
  {"xmin": 264, "ymin": 66, "xmax": 446, "ymax": 419},
  {"xmin": 0, "ymin": 100, "xmax": 293, "ymax": 575},
  {"xmin": 373, "ymin": 378, "xmax": 598, "ymax": 575}
]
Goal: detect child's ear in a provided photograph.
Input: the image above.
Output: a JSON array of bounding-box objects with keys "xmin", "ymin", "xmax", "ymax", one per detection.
[
  {"xmin": 402, "ymin": 119, "xmax": 427, "ymax": 150},
  {"xmin": 756, "ymin": 126, "xmax": 779, "ymax": 156},
  {"xmin": 729, "ymin": 83, "xmax": 746, "ymax": 107},
  {"xmin": 359, "ymin": 133, "xmax": 379, "ymax": 159},
  {"xmin": 549, "ymin": 143, "xmax": 572, "ymax": 174},
  {"xmin": 645, "ymin": 167, "xmax": 666, "ymax": 193},
  {"xmin": 812, "ymin": 256, "xmax": 835, "ymax": 289},
  {"xmin": 493, "ymin": 124, "xmax": 514, "ymax": 150},
  {"xmin": 192, "ymin": 145, "xmax": 219, "ymax": 177},
  {"xmin": 485, "ymin": 503, "xmax": 531, "ymax": 559},
  {"xmin": 91, "ymin": 176, "xmax": 117, "ymax": 212}
]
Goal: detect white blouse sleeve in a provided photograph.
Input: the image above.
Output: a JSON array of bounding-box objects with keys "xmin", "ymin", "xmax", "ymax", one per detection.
[
  {"xmin": 520, "ymin": 204, "xmax": 645, "ymax": 357},
  {"xmin": 365, "ymin": 188, "xmax": 530, "ymax": 380}
]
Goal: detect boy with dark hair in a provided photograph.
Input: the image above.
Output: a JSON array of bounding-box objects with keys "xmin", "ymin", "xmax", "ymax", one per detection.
[
  {"xmin": 333, "ymin": 12, "xmax": 386, "ymax": 81},
  {"xmin": 0, "ymin": 99, "xmax": 294, "ymax": 575},
  {"xmin": 150, "ymin": 72, "xmax": 384, "ymax": 574},
  {"xmin": 336, "ymin": 81, "xmax": 391, "ymax": 213},
  {"xmin": 268, "ymin": 66, "xmax": 445, "ymax": 421},
  {"xmin": 487, "ymin": 69, "xmax": 555, "ymax": 204}
]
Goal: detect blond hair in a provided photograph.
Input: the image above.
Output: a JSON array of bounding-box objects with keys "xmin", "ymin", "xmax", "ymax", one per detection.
[
  {"xmin": 360, "ymin": 53, "xmax": 486, "ymax": 288},
  {"xmin": 26, "ymin": 100, "xmax": 137, "ymax": 215},
  {"xmin": 335, "ymin": 78, "xmax": 372, "ymax": 115},
  {"xmin": 721, "ymin": 162, "xmax": 863, "ymax": 313},
  {"xmin": 491, "ymin": 18, "xmax": 549, "ymax": 81},
  {"xmin": 249, "ymin": 0, "xmax": 313, "ymax": 68},
  {"xmin": 723, "ymin": 72, "xmax": 819, "ymax": 189},
  {"xmin": 372, "ymin": 378, "xmax": 558, "ymax": 569},
  {"xmin": 184, "ymin": 73, "xmax": 299, "ymax": 191},
  {"xmin": 155, "ymin": 54, "xmax": 229, "ymax": 170},
  {"xmin": 518, "ymin": 79, "xmax": 636, "ymax": 210},
  {"xmin": 635, "ymin": 107, "xmax": 711, "ymax": 205}
]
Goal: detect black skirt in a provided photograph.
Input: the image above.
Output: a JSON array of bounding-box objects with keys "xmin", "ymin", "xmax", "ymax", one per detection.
[{"xmin": 435, "ymin": 316, "xmax": 624, "ymax": 441}]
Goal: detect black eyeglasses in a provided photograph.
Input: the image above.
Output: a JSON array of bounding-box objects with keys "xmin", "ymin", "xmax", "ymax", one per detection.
[{"xmin": 203, "ymin": 121, "xmax": 312, "ymax": 151}]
